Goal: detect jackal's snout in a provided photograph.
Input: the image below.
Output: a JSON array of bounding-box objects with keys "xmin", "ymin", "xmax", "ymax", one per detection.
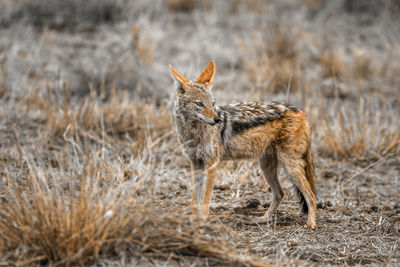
[
  {"xmin": 207, "ymin": 116, "xmax": 221, "ymax": 126},
  {"xmin": 203, "ymin": 106, "xmax": 221, "ymax": 125}
]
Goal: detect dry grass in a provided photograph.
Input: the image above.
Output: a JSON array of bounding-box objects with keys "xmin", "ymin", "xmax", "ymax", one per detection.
[
  {"xmin": 319, "ymin": 49, "xmax": 346, "ymax": 79},
  {"xmin": 1, "ymin": 158, "xmax": 262, "ymax": 266},
  {"xmin": 1, "ymin": 0, "xmax": 400, "ymax": 266},
  {"xmin": 317, "ymin": 100, "xmax": 400, "ymax": 160},
  {"xmin": 25, "ymin": 84, "xmax": 172, "ymax": 152},
  {"xmin": 352, "ymin": 48, "xmax": 373, "ymax": 80},
  {"xmin": 239, "ymin": 23, "xmax": 301, "ymax": 95}
]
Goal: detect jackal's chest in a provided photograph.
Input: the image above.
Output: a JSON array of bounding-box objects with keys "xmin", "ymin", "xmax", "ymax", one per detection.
[{"xmin": 174, "ymin": 118, "xmax": 217, "ymax": 163}]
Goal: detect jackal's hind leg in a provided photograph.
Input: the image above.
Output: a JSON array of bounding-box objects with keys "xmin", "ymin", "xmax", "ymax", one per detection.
[
  {"xmin": 257, "ymin": 146, "xmax": 284, "ymax": 223},
  {"xmin": 280, "ymin": 154, "xmax": 317, "ymax": 229}
]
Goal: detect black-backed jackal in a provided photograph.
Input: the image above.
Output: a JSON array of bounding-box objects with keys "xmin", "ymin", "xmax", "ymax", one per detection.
[{"xmin": 169, "ymin": 61, "xmax": 317, "ymax": 229}]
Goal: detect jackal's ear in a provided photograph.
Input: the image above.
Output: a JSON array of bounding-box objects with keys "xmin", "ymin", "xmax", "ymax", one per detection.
[
  {"xmin": 169, "ymin": 64, "xmax": 190, "ymax": 94},
  {"xmin": 196, "ymin": 60, "xmax": 215, "ymax": 89}
]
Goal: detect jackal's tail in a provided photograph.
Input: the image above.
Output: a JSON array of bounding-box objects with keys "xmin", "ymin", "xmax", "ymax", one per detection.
[{"xmin": 297, "ymin": 146, "xmax": 317, "ymax": 214}]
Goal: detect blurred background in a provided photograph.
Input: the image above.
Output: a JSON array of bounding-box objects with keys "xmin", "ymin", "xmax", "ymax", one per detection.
[{"xmin": 1, "ymin": 0, "xmax": 399, "ymax": 101}]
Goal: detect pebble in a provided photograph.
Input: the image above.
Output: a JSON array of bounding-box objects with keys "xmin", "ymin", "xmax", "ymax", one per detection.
[{"xmin": 245, "ymin": 198, "xmax": 261, "ymax": 209}]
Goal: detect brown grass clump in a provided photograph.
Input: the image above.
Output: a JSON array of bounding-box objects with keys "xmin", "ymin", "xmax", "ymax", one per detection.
[
  {"xmin": 319, "ymin": 50, "xmax": 346, "ymax": 79},
  {"xmin": 352, "ymin": 48, "xmax": 373, "ymax": 79},
  {"xmin": 316, "ymin": 100, "xmax": 400, "ymax": 160}
]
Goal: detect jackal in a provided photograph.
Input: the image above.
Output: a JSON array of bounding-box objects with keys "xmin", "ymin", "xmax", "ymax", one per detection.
[{"xmin": 169, "ymin": 61, "xmax": 317, "ymax": 229}]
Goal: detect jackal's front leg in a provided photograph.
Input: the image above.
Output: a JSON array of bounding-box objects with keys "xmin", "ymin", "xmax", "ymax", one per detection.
[
  {"xmin": 190, "ymin": 163, "xmax": 205, "ymax": 215},
  {"xmin": 199, "ymin": 162, "xmax": 218, "ymax": 217},
  {"xmin": 190, "ymin": 161, "xmax": 218, "ymax": 218}
]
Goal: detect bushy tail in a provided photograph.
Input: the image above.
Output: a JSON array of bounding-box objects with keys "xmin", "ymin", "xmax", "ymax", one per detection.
[{"xmin": 297, "ymin": 147, "xmax": 317, "ymax": 214}]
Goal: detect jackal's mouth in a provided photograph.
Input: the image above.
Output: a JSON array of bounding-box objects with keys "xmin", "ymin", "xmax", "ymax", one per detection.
[
  {"xmin": 205, "ymin": 118, "xmax": 221, "ymax": 126},
  {"xmin": 196, "ymin": 114, "xmax": 221, "ymax": 126}
]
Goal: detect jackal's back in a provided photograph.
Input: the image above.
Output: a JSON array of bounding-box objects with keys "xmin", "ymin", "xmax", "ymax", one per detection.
[{"xmin": 217, "ymin": 101, "xmax": 307, "ymax": 159}]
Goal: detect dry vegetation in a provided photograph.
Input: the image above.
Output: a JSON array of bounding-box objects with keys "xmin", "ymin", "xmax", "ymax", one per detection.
[{"xmin": 0, "ymin": 0, "xmax": 399, "ymax": 266}]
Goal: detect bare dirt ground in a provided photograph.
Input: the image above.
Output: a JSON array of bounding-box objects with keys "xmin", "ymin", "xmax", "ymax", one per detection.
[{"xmin": 0, "ymin": 0, "xmax": 399, "ymax": 266}]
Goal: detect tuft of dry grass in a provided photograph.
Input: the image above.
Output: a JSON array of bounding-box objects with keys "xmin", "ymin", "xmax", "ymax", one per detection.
[
  {"xmin": 319, "ymin": 49, "xmax": 346, "ymax": 79},
  {"xmin": 315, "ymin": 100, "xmax": 400, "ymax": 160},
  {"xmin": 352, "ymin": 48, "xmax": 373, "ymax": 80}
]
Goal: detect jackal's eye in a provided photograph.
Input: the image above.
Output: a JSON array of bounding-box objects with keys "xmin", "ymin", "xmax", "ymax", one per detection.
[{"xmin": 195, "ymin": 101, "xmax": 204, "ymax": 107}]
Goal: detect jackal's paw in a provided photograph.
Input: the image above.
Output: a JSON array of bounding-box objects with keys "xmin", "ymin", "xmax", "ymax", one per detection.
[
  {"xmin": 191, "ymin": 211, "xmax": 208, "ymax": 220},
  {"xmin": 303, "ymin": 222, "xmax": 316, "ymax": 230},
  {"xmin": 199, "ymin": 207, "xmax": 209, "ymax": 219}
]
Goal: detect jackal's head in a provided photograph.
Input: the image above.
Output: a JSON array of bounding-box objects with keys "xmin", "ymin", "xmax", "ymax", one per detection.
[{"xmin": 169, "ymin": 61, "xmax": 221, "ymax": 126}]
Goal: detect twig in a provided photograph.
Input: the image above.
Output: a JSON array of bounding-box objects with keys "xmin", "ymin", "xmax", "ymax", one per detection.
[{"xmin": 343, "ymin": 153, "xmax": 395, "ymax": 186}]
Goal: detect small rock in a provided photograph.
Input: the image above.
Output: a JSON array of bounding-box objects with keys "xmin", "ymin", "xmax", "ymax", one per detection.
[
  {"xmin": 215, "ymin": 184, "xmax": 230, "ymax": 191},
  {"xmin": 383, "ymin": 205, "xmax": 392, "ymax": 211},
  {"xmin": 263, "ymin": 202, "xmax": 270, "ymax": 208},
  {"xmin": 317, "ymin": 201, "xmax": 332, "ymax": 209},
  {"xmin": 321, "ymin": 170, "xmax": 336, "ymax": 179},
  {"xmin": 179, "ymin": 184, "xmax": 187, "ymax": 190},
  {"xmin": 245, "ymin": 198, "xmax": 261, "ymax": 209}
]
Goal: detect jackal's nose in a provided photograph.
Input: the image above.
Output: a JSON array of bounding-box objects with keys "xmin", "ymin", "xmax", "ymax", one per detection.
[{"xmin": 214, "ymin": 118, "xmax": 221, "ymax": 124}]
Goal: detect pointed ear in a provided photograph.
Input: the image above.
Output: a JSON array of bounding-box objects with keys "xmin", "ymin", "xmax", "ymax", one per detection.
[
  {"xmin": 169, "ymin": 64, "xmax": 189, "ymax": 86},
  {"xmin": 196, "ymin": 61, "xmax": 215, "ymax": 89}
]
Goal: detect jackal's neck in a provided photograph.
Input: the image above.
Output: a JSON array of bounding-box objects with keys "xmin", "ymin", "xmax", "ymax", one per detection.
[
  {"xmin": 174, "ymin": 108, "xmax": 220, "ymax": 164},
  {"xmin": 174, "ymin": 111, "xmax": 215, "ymax": 146}
]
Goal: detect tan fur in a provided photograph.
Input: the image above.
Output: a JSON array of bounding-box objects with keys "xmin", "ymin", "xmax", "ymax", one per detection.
[
  {"xmin": 169, "ymin": 64, "xmax": 189, "ymax": 89},
  {"xmin": 196, "ymin": 60, "xmax": 215, "ymax": 88},
  {"xmin": 169, "ymin": 61, "xmax": 317, "ymax": 229}
]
